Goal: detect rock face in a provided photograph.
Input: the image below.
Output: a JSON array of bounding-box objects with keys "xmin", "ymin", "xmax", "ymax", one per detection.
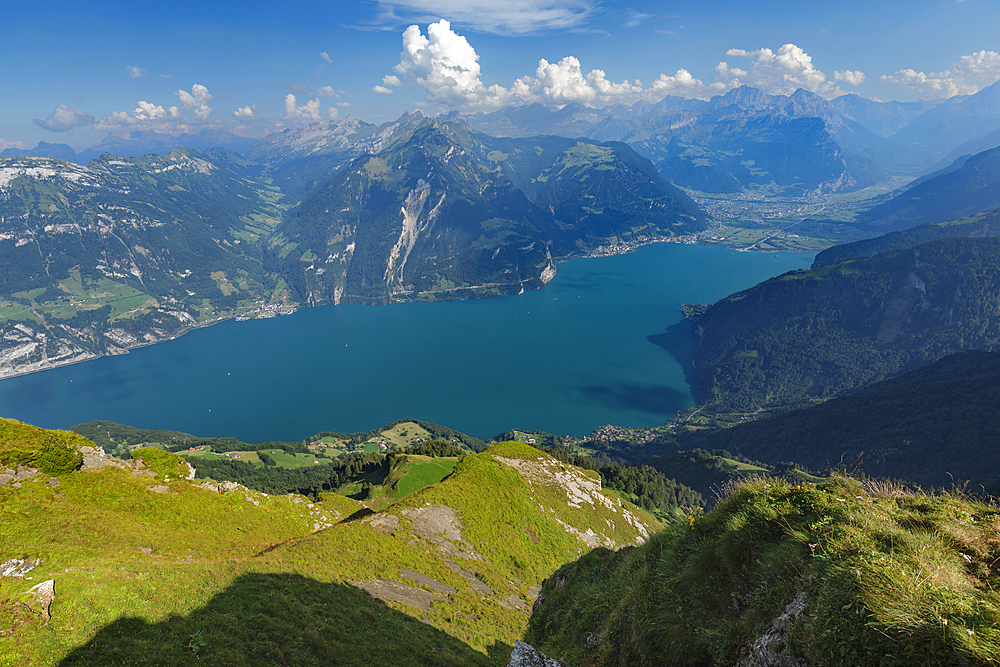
[
  {"xmin": 0, "ymin": 558, "xmax": 41, "ymax": 578},
  {"xmin": 507, "ymin": 640, "xmax": 567, "ymax": 667},
  {"xmin": 736, "ymin": 592, "xmax": 809, "ymax": 667},
  {"xmin": 26, "ymin": 580, "xmax": 55, "ymax": 623}
]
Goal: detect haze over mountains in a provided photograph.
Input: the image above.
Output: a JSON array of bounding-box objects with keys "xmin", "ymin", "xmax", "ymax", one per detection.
[{"xmin": 9, "ymin": 82, "xmax": 1000, "ymax": 198}]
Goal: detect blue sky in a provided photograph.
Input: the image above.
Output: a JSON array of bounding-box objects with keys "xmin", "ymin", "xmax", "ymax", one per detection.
[{"xmin": 3, "ymin": 0, "xmax": 999, "ymax": 150}]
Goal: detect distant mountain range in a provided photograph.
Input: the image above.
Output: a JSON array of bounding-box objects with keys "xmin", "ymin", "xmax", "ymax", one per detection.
[
  {"xmin": 856, "ymin": 144, "xmax": 1000, "ymax": 230},
  {"xmin": 9, "ymin": 82, "xmax": 1000, "ymax": 199},
  {"xmin": 1, "ymin": 129, "xmax": 258, "ymax": 164},
  {"xmin": 454, "ymin": 82, "xmax": 1000, "ymax": 193},
  {"xmin": 0, "ymin": 118, "xmax": 704, "ymax": 377}
]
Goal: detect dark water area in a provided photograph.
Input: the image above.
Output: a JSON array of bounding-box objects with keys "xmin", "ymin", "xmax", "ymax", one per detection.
[{"xmin": 0, "ymin": 243, "xmax": 812, "ymax": 441}]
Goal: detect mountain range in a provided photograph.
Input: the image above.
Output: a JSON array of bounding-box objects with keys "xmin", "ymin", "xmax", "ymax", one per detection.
[
  {"xmin": 0, "ymin": 118, "xmax": 704, "ymax": 377},
  {"xmin": 9, "ymin": 82, "xmax": 1000, "ymax": 200}
]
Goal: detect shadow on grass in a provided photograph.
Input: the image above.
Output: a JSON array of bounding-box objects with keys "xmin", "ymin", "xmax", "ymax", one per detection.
[{"xmin": 58, "ymin": 573, "xmax": 510, "ymax": 666}]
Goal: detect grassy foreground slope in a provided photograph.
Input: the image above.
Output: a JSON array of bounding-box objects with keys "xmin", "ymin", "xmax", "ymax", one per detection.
[
  {"xmin": 528, "ymin": 476, "xmax": 1000, "ymax": 666},
  {"xmin": 0, "ymin": 421, "xmax": 657, "ymax": 666}
]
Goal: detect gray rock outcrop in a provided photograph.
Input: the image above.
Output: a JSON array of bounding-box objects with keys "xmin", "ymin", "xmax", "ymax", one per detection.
[
  {"xmin": 507, "ymin": 640, "xmax": 567, "ymax": 667},
  {"xmin": 736, "ymin": 592, "xmax": 809, "ymax": 667}
]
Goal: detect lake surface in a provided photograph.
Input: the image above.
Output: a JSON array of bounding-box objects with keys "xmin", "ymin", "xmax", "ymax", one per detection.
[{"xmin": 0, "ymin": 243, "xmax": 812, "ymax": 441}]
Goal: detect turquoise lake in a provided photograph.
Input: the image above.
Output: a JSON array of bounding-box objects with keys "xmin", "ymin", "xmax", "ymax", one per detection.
[{"xmin": 0, "ymin": 243, "xmax": 813, "ymax": 441}]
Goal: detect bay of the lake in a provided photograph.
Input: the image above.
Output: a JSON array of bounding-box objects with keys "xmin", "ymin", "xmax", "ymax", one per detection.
[{"xmin": 0, "ymin": 243, "xmax": 813, "ymax": 441}]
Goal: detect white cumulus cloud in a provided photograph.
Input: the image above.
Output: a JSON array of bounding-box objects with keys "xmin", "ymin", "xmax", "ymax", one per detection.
[
  {"xmin": 373, "ymin": 85, "xmax": 395, "ymax": 94},
  {"xmin": 0, "ymin": 138, "xmax": 25, "ymax": 150},
  {"xmin": 316, "ymin": 86, "xmax": 345, "ymax": 98},
  {"xmin": 174, "ymin": 84, "xmax": 213, "ymax": 119},
  {"xmin": 125, "ymin": 65, "xmax": 148, "ymax": 78},
  {"xmin": 393, "ymin": 20, "xmax": 509, "ymax": 109},
  {"xmin": 382, "ymin": 74, "xmax": 402, "ymax": 87},
  {"xmin": 33, "ymin": 104, "xmax": 95, "ymax": 132},
  {"xmin": 644, "ymin": 68, "xmax": 735, "ymax": 99},
  {"xmin": 834, "ymin": 70, "xmax": 866, "ymax": 86},
  {"xmin": 233, "ymin": 105, "xmax": 258, "ymax": 120},
  {"xmin": 133, "ymin": 101, "xmax": 166, "ymax": 120},
  {"xmin": 283, "ymin": 94, "xmax": 322, "ymax": 121},
  {"xmin": 882, "ymin": 50, "xmax": 1000, "ymax": 98},
  {"xmin": 373, "ymin": 0, "xmax": 596, "ymax": 34},
  {"xmin": 724, "ymin": 44, "xmax": 842, "ymax": 97}
]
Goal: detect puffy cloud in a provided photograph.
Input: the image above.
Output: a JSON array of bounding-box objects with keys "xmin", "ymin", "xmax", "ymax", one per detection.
[
  {"xmin": 882, "ymin": 50, "xmax": 1000, "ymax": 99},
  {"xmin": 834, "ymin": 70, "xmax": 865, "ymax": 86},
  {"xmin": 94, "ymin": 86, "xmax": 220, "ymax": 132},
  {"xmin": 393, "ymin": 20, "xmax": 509, "ymax": 109},
  {"xmin": 0, "ymin": 138, "xmax": 25, "ymax": 150},
  {"xmin": 316, "ymin": 85, "xmax": 345, "ymax": 98},
  {"xmin": 33, "ymin": 104, "xmax": 95, "ymax": 132},
  {"xmin": 724, "ymin": 44, "xmax": 841, "ymax": 97},
  {"xmin": 512, "ymin": 57, "xmax": 641, "ymax": 104},
  {"xmin": 522, "ymin": 57, "xmax": 597, "ymax": 104},
  {"xmin": 392, "ymin": 20, "xmax": 648, "ymax": 109},
  {"xmin": 373, "ymin": 85, "xmax": 394, "ymax": 94},
  {"xmin": 125, "ymin": 65, "xmax": 148, "ymax": 78},
  {"xmin": 320, "ymin": 51, "xmax": 333, "ymax": 64},
  {"xmin": 328, "ymin": 107, "xmax": 340, "ymax": 120},
  {"xmin": 373, "ymin": 0, "xmax": 596, "ymax": 35},
  {"xmin": 233, "ymin": 105, "xmax": 258, "ymax": 120},
  {"xmin": 282, "ymin": 94, "xmax": 322, "ymax": 121},
  {"xmin": 957, "ymin": 50, "xmax": 1000, "ymax": 81},
  {"xmin": 133, "ymin": 101, "xmax": 166, "ymax": 120},
  {"xmin": 645, "ymin": 68, "xmax": 733, "ymax": 99},
  {"xmin": 715, "ymin": 62, "xmax": 747, "ymax": 80},
  {"xmin": 174, "ymin": 84, "xmax": 213, "ymax": 119}
]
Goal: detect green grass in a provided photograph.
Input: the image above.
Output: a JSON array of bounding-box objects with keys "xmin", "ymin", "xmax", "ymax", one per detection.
[
  {"xmin": 0, "ymin": 419, "xmax": 85, "ymax": 475},
  {"xmin": 391, "ymin": 456, "xmax": 459, "ymax": 498},
  {"xmin": 1, "ymin": 427, "xmax": 657, "ymax": 667},
  {"xmin": 528, "ymin": 475, "xmax": 1000, "ymax": 666}
]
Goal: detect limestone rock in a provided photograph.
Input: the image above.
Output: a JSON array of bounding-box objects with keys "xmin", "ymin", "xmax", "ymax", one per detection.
[
  {"xmin": 26, "ymin": 579, "xmax": 55, "ymax": 623},
  {"xmin": 0, "ymin": 558, "xmax": 41, "ymax": 578},
  {"xmin": 354, "ymin": 578, "xmax": 443, "ymax": 611},
  {"xmin": 507, "ymin": 640, "xmax": 567, "ymax": 667},
  {"xmin": 736, "ymin": 592, "xmax": 809, "ymax": 667}
]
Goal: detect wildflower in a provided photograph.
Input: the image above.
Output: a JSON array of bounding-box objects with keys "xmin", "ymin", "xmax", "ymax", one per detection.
[
  {"xmin": 967, "ymin": 628, "xmax": 975, "ymax": 636},
  {"xmin": 960, "ymin": 552, "xmax": 972, "ymax": 563},
  {"xmin": 940, "ymin": 618, "xmax": 948, "ymax": 625},
  {"xmin": 808, "ymin": 543, "xmax": 819, "ymax": 549}
]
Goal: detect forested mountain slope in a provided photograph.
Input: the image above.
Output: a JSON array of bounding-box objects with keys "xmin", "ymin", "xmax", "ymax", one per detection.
[
  {"xmin": 691, "ymin": 236, "xmax": 1000, "ymax": 412},
  {"xmin": 682, "ymin": 350, "xmax": 1000, "ymax": 492}
]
